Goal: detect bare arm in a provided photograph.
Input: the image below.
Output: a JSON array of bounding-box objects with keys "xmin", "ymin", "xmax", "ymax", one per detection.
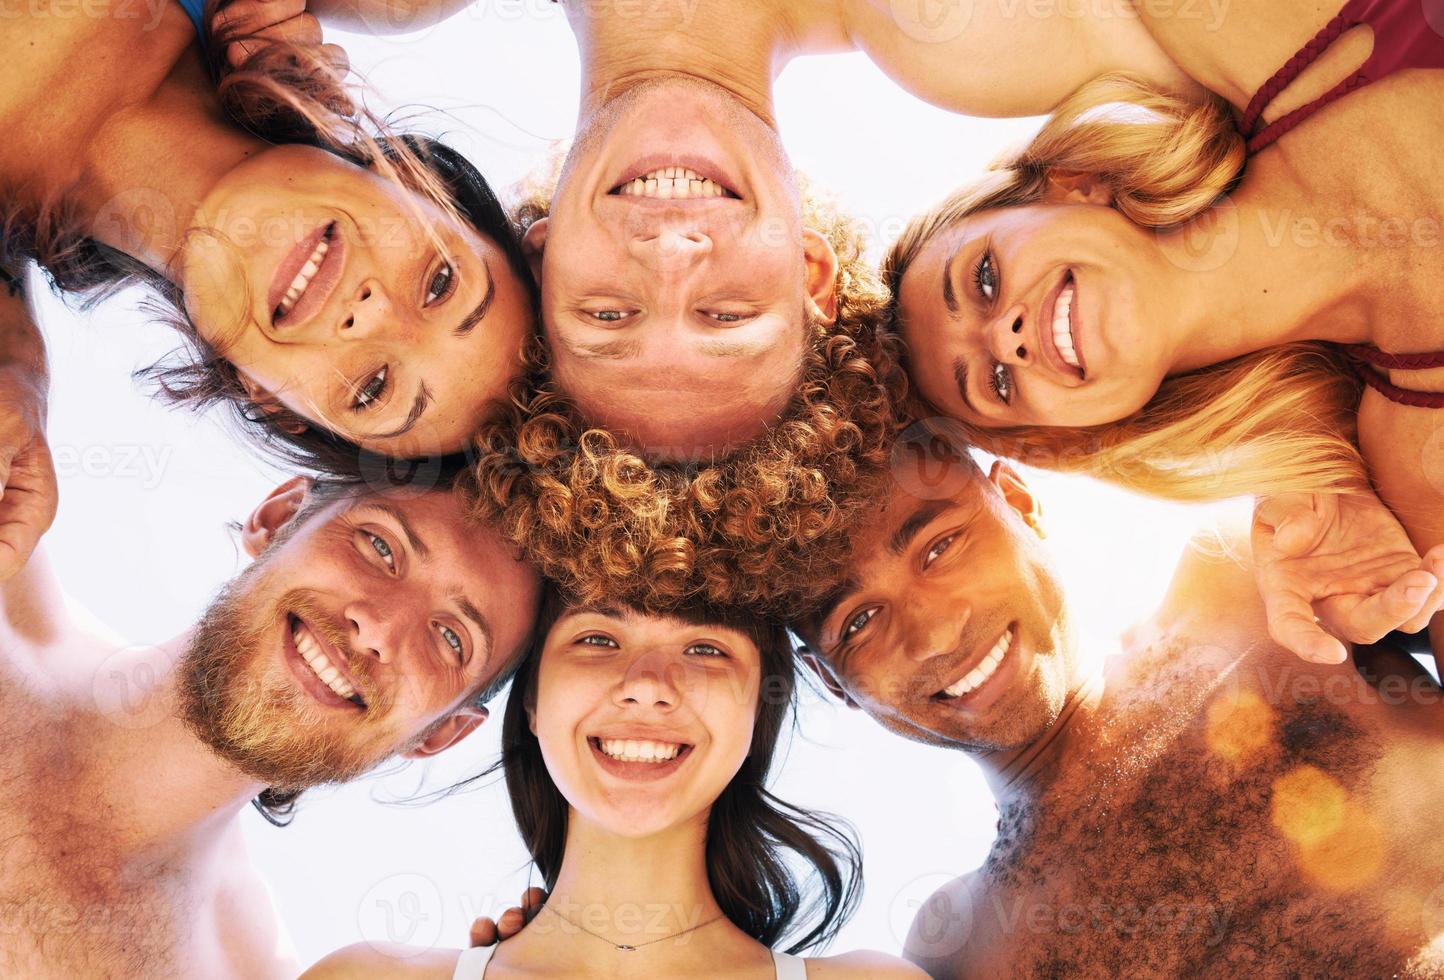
[{"xmin": 843, "ymin": 0, "xmax": 1204, "ymax": 118}]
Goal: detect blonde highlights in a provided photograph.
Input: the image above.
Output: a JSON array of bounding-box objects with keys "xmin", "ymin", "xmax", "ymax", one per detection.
[{"xmin": 885, "ymin": 73, "xmax": 1367, "ymax": 500}]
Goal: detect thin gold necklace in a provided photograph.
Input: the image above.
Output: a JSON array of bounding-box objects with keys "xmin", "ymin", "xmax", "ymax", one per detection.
[{"xmin": 540, "ymin": 902, "xmax": 727, "ymax": 952}]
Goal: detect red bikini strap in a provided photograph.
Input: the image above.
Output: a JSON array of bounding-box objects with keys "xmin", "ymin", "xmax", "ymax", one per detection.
[
  {"xmin": 1343, "ymin": 343, "xmax": 1444, "ymax": 370},
  {"xmin": 1245, "ymin": 73, "xmax": 1371, "ymax": 154},
  {"xmin": 1241, "ymin": 11, "xmax": 1357, "ymax": 136},
  {"xmin": 1346, "ymin": 347, "xmax": 1444, "ymax": 409}
]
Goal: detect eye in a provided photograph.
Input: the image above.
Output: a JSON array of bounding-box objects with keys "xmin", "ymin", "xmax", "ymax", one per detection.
[
  {"xmin": 973, "ymin": 251, "xmax": 998, "ymax": 301},
  {"xmin": 351, "ymin": 366, "xmax": 389, "ymax": 411},
  {"xmin": 437, "ymin": 623, "xmax": 465, "ymax": 665},
  {"xmin": 685, "ymin": 642, "xmax": 727, "ymax": 658},
  {"xmin": 989, "ymin": 361, "xmax": 1012, "ymax": 405},
  {"xmin": 364, "ymin": 531, "xmax": 395, "ymax": 571},
  {"xmin": 842, "ymin": 607, "xmax": 878, "ymax": 641},
  {"xmin": 924, "ymin": 533, "xmax": 958, "ymax": 569},
  {"xmin": 578, "ymin": 633, "xmax": 619, "ymax": 649},
  {"xmin": 424, "ymin": 259, "xmax": 457, "ymax": 306},
  {"xmin": 589, "ymin": 310, "xmax": 631, "ymax": 323},
  {"xmin": 705, "ymin": 311, "xmax": 749, "ymax": 324}
]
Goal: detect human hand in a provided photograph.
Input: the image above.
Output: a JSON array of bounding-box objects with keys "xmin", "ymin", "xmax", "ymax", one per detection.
[
  {"xmin": 1251, "ymin": 491, "xmax": 1444, "ymax": 664},
  {"xmin": 211, "ymin": 0, "xmax": 350, "ymax": 73},
  {"xmin": 0, "ymin": 368, "xmax": 57, "ymax": 582},
  {"xmin": 468, "ymin": 886, "xmax": 546, "ymax": 947}
]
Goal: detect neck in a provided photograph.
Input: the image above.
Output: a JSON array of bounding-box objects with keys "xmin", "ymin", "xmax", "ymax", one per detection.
[
  {"xmin": 100, "ymin": 632, "xmax": 268, "ymax": 858},
  {"xmin": 975, "ymin": 668, "xmax": 1105, "ymax": 805},
  {"xmin": 1156, "ymin": 176, "xmax": 1381, "ymax": 375},
  {"xmin": 540, "ymin": 811, "xmax": 724, "ymax": 951},
  {"xmin": 564, "ymin": 0, "xmax": 851, "ymax": 125},
  {"xmin": 74, "ymin": 47, "xmax": 265, "ymax": 279}
]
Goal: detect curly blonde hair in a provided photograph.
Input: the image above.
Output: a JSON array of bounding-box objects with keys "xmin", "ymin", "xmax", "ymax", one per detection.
[
  {"xmin": 467, "ymin": 183, "xmax": 904, "ymax": 616},
  {"xmin": 883, "ymin": 73, "xmax": 1368, "ymax": 501}
]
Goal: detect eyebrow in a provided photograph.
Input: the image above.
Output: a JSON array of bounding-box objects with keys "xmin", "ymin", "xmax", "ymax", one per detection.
[
  {"xmin": 942, "ymin": 241, "xmax": 964, "ymax": 314},
  {"xmin": 453, "ymin": 260, "xmax": 495, "ymax": 338},
  {"xmin": 358, "ymin": 501, "xmax": 432, "ymax": 562},
  {"xmin": 889, "ymin": 500, "xmax": 950, "ymax": 556},
  {"xmin": 953, "ymin": 359, "xmax": 979, "ymax": 416},
  {"xmin": 453, "ymin": 592, "xmax": 495, "ymax": 665},
  {"xmin": 370, "ymin": 382, "xmax": 433, "ymax": 441},
  {"xmin": 569, "ymin": 338, "xmax": 643, "ymax": 360},
  {"xmin": 698, "ymin": 339, "xmax": 765, "ymax": 358}
]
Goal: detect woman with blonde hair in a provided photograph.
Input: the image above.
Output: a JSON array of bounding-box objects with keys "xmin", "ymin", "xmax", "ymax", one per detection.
[{"xmin": 878, "ymin": 0, "xmax": 1444, "ymax": 665}]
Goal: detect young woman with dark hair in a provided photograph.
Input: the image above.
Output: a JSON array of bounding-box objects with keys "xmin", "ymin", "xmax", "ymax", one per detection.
[
  {"xmin": 0, "ymin": 0, "xmax": 538, "ymax": 478},
  {"xmin": 304, "ymin": 595, "xmax": 924, "ymax": 978}
]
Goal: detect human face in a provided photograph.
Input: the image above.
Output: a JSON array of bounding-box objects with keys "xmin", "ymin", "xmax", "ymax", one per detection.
[
  {"xmin": 808, "ymin": 462, "xmax": 1075, "ymax": 751},
  {"xmin": 178, "ymin": 145, "xmax": 535, "ymax": 457},
  {"xmin": 530, "ymin": 608, "xmax": 761, "ymax": 838},
  {"xmin": 896, "ymin": 201, "xmax": 1179, "ymax": 432},
  {"xmin": 179, "ymin": 484, "xmax": 540, "ymax": 789},
  {"xmin": 534, "ymin": 77, "xmax": 837, "ymax": 457}
]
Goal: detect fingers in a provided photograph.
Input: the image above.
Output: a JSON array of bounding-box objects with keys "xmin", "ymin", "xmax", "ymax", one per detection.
[
  {"xmin": 1253, "ymin": 492, "xmax": 1328, "ymax": 558},
  {"xmin": 1263, "ymin": 584, "xmax": 1348, "ymax": 664},
  {"xmin": 520, "ymin": 886, "xmax": 547, "ymax": 915},
  {"xmin": 1325, "ymin": 568, "xmax": 1437, "ymax": 644},
  {"xmin": 468, "ymin": 917, "xmax": 498, "ymax": 949},
  {"xmin": 226, "ymin": 13, "xmax": 325, "ymax": 67},
  {"xmin": 1394, "ymin": 548, "xmax": 1444, "ymax": 634},
  {"xmin": 495, "ymin": 905, "xmax": 529, "ymax": 941}
]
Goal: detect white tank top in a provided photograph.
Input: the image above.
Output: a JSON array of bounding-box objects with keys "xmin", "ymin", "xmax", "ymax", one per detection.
[{"xmin": 451, "ymin": 944, "xmax": 807, "ymax": 979}]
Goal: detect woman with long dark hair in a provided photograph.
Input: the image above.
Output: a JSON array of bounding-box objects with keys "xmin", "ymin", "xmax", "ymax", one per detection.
[{"xmin": 304, "ymin": 596, "xmax": 924, "ymax": 978}]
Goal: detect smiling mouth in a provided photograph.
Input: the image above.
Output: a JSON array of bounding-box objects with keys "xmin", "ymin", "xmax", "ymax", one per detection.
[
  {"xmin": 1048, "ymin": 272, "xmax": 1084, "ymax": 376},
  {"xmin": 935, "ymin": 626, "xmax": 1014, "ymax": 700},
  {"xmin": 589, "ymin": 737, "xmax": 692, "ymax": 763},
  {"xmin": 610, "ymin": 167, "xmax": 738, "ymax": 200},
  {"xmin": 289, "ymin": 614, "xmax": 365, "ymax": 708},
  {"xmin": 272, "ymin": 221, "xmax": 336, "ymax": 323}
]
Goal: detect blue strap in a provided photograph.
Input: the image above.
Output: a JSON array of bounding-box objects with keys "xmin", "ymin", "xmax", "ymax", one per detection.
[{"xmin": 174, "ymin": 0, "xmax": 206, "ymax": 39}]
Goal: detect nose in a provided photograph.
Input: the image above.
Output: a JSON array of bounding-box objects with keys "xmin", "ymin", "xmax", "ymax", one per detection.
[
  {"xmin": 613, "ymin": 648, "xmax": 681, "ymax": 711},
  {"xmin": 337, "ymin": 276, "xmax": 395, "ymax": 339},
  {"xmin": 904, "ymin": 600, "xmax": 972, "ymax": 663},
  {"xmin": 343, "ymin": 598, "xmax": 402, "ymax": 664},
  {"xmin": 627, "ymin": 226, "xmax": 712, "ymax": 274},
  {"xmin": 985, "ymin": 304, "xmax": 1030, "ymax": 367}
]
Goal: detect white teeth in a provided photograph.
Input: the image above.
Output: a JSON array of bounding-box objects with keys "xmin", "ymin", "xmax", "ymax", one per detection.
[
  {"xmin": 291, "ymin": 621, "xmax": 358, "ymax": 701},
  {"xmin": 941, "ymin": 628, "xmax": 1013, "ymax": 699},
  {"xmin": 275, "ymin": 236, "xmax": 330, "ymax": 318},
  {"xmin": 1052, "ymin": 282, "xmax": 1080, "ymax": 369},
  {"xmin": 615, "ymin": 168, "xmax": 730, "ymax": 200},
  {"xmin": 596, "ymin": 738, "xmax": 685, "ymax": 764}
]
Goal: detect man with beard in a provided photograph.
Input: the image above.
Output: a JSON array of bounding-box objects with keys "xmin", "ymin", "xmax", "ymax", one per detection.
[
  {"xmin": 794, "ymin": 445, "xmax": 1444, "ymax": 976},
  {"xmin": 0, "ymin": 469, "xmax": 541, "ymax": 978}
]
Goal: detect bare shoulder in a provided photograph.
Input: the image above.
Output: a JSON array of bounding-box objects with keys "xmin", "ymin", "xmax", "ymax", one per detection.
[
  {"xmin": 803, "ymin": 949, "xmax": 929, "ymax": 978},
  {"xmin": 1154, "ymin": 520, "xmax": 1263, "ymax": 631},
  {"xmin": 902, "ymin": 872, "xmax": 977, "ymax": 977},
  {"xmin": 301, "ymin": 942, "xmax": 460, "ymax": 979}
]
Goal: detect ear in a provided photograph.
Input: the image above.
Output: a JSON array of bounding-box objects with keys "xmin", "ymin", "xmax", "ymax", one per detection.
[
  {"xmin": 988, "ymin": 459, "xmax": 1046, "ymax": 539},
  {"xmin": 236, "ymin": 374, "xmax": 308, "ymax": 437},
  {"xmin": 404, "ymin": 706, "xmax": 488, "ymax": 759},
  {"xmin": 800, "ymin": 651, "xmax": 861, "ymax": 710},
  {"xmin": 801, "ymin": 228, "xmax": 839, "ymax": 325},
  {"xmin": 241, "ymin": 476, "xmax": 312, "ymax": 557},
  {"xmin": 1042, "ymin": 171, "xmax": 1113, "ymax": 207},
  {"xmin": 521, "ymin": 218, "xmax": 548, "ymax": 283}
]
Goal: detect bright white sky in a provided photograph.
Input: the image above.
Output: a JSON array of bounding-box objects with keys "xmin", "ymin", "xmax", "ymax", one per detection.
[{"xmin": 34, "ymin": 5, "xmax": 1249, "ymax": 965}]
